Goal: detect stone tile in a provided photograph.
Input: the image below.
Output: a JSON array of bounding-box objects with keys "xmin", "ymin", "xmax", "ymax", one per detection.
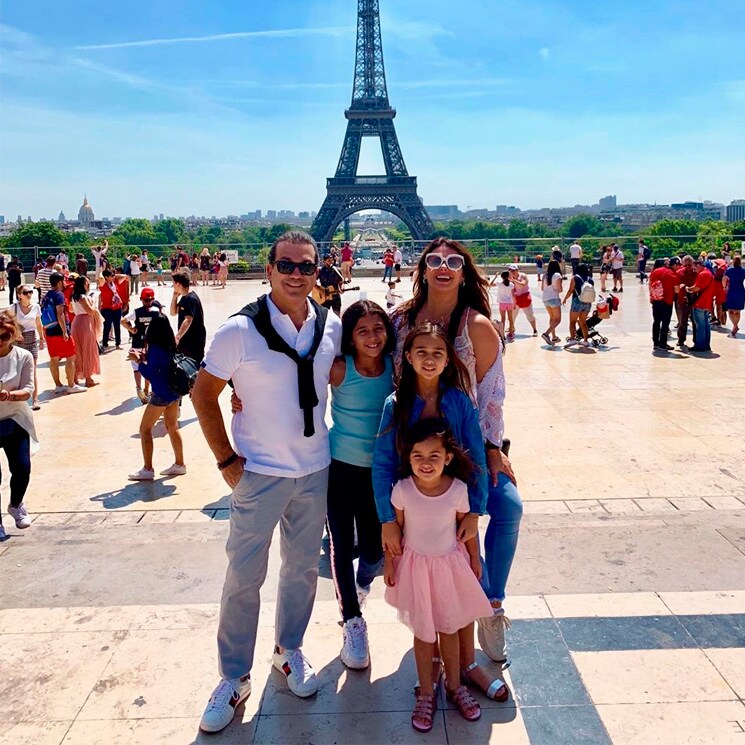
[
  {"xmin": 129, "ymin": 604, "xmax": 219, "ymax": 630},
  {"xmin": 0, "ymin": 631, "xmax": 118, "ymax": 721},
  {"xmin": 704, "ymin": 496, "xmax": 745, "ymax": 510},
  {"xmin": 65, "ymin": 513, "xmax": 109, "ymax": 527},
  {"xmin": 599, "ymin": 499, "xmax": 642, "ymax": 514},
  {"xmin": 61, "ymin": 717, "xmax": 256, "ymax": 744},
  {"xmin": 635, "ymin": 498, "xmax": 677, "ymax": 512},
  {"xmin": 31, "ymin": 513, "xmax": 73, "ymax": 526},
  {"xmin": 659, "ymin": 590, "xmax": 745, "ymax": 616},
  {"xmin": 545, "ymin": 592, "xmax": 671, "ymax": 618},
  {"xmin": 101, "ymin": 512, "xmax": 145, "ymax": 525},
  {"xmin": 565, "ymin": 500, "xmax": 607, "ymax": 514},
  {"xmin": 505, "ymin": 595, "xmax": 552, "ymax": 619},
  {"xmin": 572, "ymin": 649, "xmax": 735, "ymax": 704},
  {"xmin": 0, "ymin": 721, "xmax": 70, "ymax": 745},
  {"xmin": 253, "ymin": 710, "xmax": 447, "ymax": 745},
  {"xmin": 175, "ymin": 510, "xmax": 217, "ymax": 523},
  {"xmin": 704, "ymin": 649, "xmax": 745, "ymax": 698},
  {"xmin": 596, "ymin": 701, "xmax": 745, "ymax": 745},
  {"xmin": 0, "ymin": 606, "xmax": 137, "ymax": 634},
  {"xmin": 677, "ymin": 614, "xmax": 745, "ymax": 648},
  {"xmin": 558, "ymin": 616, "xmax": 696, "ymax": 652},
  {"xmin": 507, "ymin": 619, "xmax": 591, "ymax": 707},
  {"xmin": 522, "ymin": 500, "xmax": 570, "ymax": 514},
  {"xmin": 669, "ymin": 497, "xmax": 712, "ymax": 511},
  {"xmin": 520, "ymin": 705, "xmax": 613, "ymax": 745},
  {"xmin": 76, "ymin": 628, "xmax": 261, "ymax": 721},
  {"xmin": 443, "ymin": 706, "xmax": 531, "ymax": 745},
  {"xmin": 137, "ymin": 511, "xmax": 180, "ymax": 524}
]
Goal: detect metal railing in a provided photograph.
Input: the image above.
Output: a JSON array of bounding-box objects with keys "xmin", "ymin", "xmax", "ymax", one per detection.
[{"xmin": 3, "ymin": 234, "xmax": 741, "ymax": 273}]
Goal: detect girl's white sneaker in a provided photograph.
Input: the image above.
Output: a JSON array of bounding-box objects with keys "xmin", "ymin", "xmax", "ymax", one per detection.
[{"xmin": 127, "ymin": 468, "xmax": 155, "ymax": 481}]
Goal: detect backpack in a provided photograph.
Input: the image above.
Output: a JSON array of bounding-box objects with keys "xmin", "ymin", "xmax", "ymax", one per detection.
[
  {"xmin": 579, "ymin": 279, "xmax": 596, "ymax": 303},
  {"xmin": 170, "ymin": 353, "xmax": 199, "ymax": 396},
  {"xmin": 41, "ymin": 296, "xmax": 59, "ymax": 329},
  {"xmin": 643, "ymin": 245, "xmax": 652, "ymax": 260}
]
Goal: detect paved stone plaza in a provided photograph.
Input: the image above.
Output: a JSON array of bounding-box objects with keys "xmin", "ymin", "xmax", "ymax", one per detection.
[{"xmin": 1, "ymin": 275, "xmax": 744, "ymax": 744}]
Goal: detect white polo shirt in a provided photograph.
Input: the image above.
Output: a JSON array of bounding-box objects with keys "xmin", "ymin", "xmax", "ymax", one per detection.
[
  {"xmin": 569, "ymin": 243, "xmax": 582, "ymax": 259},
  {"xmin": 203, "ymin": 295, "xmax": 341, "ymax": 479}
]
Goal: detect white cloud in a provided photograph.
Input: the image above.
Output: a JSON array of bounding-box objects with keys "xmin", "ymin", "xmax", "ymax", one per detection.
[{"xmin": 74, "ymin": 26, "xmax": 353, "ymax": 51}]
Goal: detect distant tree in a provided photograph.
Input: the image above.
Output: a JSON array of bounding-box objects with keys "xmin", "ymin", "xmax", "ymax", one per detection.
[
  {"xmin": 4, "ymin": 221, "xmax": 67, "ymax": 248},
  {"xmin": 153, "ymin": 218, "xmax": 186, "ymax": 245},
  {"xmin": 562, "ymin": 215, "xmax": 604, "ymax": 239},
  {"xmin": 66, "ymin": 232, "xmax": 92, "ymax": 246},
  {"xmin": 113, "ymin": 219, "xmax": 158, "ymax": 246}
]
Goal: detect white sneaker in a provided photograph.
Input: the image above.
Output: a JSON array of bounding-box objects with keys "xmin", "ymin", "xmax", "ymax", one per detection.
[
  {"xmin": 67, "ymin": 384, "xmax": 87, "ymax": 394},
  {"xmin": 272, "ymin": 647, "xmax": 318, "ymax": 697},
  {"xmin": 159, "ymin": 464, "xmax": 186, "ymax": 476},
  {"xmin": 340, "ymin": 617, "xmax": 370, "ymax": 670},
  {"xmin": 199, "ymin": 675, "xmax": 251, "ymax": 733},
  {"xmin": 54, "ymin": 385, "xmax": 67, "ymax": 395},
  {"xmin": 356, "ymin": 583, "xmax": 371, "ymax": 610},
  {"xmin": 477, "ymin": 608, "xmax": 511, "ymax": 663},
  {"xmin": 127, "ymin": 468, "xmax": 155, "ymax": 481},
  {"xmin": 7, "ymin": 503, "xmax": 32, "ymax": 529}
]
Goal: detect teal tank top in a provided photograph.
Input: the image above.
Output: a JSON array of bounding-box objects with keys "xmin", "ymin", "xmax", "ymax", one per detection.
[{"xmin": 329, "ymin": 355, "xmax": 394, "ymax": 468}]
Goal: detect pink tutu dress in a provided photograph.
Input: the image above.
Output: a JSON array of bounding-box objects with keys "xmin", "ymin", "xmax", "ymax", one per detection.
[{"xmin": 385, "ymin": 477, "xmax": 493, "ymax": 643}]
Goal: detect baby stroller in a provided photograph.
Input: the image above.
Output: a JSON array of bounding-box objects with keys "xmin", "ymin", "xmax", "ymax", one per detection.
[{"xmin": 571, "ymin": 293, "xmax": 620, "ymax": 347}]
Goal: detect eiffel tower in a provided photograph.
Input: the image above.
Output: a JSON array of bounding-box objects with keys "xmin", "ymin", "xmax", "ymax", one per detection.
[{"xmin": 311, "ymin": 0, "xmax": 434, "ymax": 243}]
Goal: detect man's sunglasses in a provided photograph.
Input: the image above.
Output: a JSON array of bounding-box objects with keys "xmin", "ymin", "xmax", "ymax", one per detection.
[
  {"xmin": 425, "ymin": 253, "xmax": 465, "ymax": 271},
  {"xmin": 273, "ymin": 260, "xmax": 317, "ymax": 276}
]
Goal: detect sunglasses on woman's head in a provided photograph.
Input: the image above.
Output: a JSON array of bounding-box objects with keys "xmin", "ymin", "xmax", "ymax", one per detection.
[
  {"xmin": 273, "ymin": 260, "xmax": 317, "ymax": 276},
  {"xmin": 425, "ymin": 253, "xmax": 465, "ymax": 271}
]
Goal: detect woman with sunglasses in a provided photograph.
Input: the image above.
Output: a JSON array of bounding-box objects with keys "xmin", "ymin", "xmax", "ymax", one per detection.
[
  {"xmin": 0, "ymin": 309, "xmax": 38, "ymax": 540},
  {"xmin": 10, "ymin": 285, "xmax": 45, "ymax": 410},
  {"xmin": 386, "ymin": 237, "xmax": 522, "ymax": 701}
]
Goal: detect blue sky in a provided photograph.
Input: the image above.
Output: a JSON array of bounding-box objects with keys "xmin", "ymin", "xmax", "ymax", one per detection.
[{"xmin": 1, "ymin": 0, "xmax": 743, "ymax": 219}]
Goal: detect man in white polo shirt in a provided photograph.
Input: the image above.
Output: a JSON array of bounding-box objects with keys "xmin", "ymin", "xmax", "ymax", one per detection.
[
  {"xmin": 569, "ymin": 240, "xmax": 583, "ymax": 274},
  {"xmin": 193, "ymin": 231, "xmax": 341, "ymax": 734}
]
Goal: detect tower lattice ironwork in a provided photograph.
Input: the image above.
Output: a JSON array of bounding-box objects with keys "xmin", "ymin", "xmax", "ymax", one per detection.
[{"xmin": 311, "ymin": 0, "xmax": 434, "ymax": 243}]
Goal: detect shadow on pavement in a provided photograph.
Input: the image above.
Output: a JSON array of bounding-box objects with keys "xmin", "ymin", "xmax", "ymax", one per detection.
[{"xmin": 89, "ymin": 480, "xmax": 178, "ymax": 509}]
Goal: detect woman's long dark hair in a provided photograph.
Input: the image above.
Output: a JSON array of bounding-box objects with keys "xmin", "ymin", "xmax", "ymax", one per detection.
[
  {"xmin": 394, "ymin": 238, "xmax": 491, "ymax": 328},
  {"xmin": 545, "ymin": 260, "xmax": 561, "ymax": 284},
  {"xmin": 145, "ymin": 314, "xmax": 176, "ymax": 353},
  {"xmin": 393, "ymin": 322, "xmax": 472, "ymax": 454},
  {"xmin": 398, "ymin": 418, "xmax": 474, "ymax": 484},
  {"xmin": 340, "ymin": 300, "xmax": 396, "ymax": 357},
  {"xmin": 72, "ymin": 276, "xmax": 88, "ymax": 301}
]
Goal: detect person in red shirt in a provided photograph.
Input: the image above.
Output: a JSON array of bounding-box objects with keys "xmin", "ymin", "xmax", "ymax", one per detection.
[
  {"xmin": 382, "ymin": 249, "xmax": 394, "ymax": 283},
  {"xmin": 687, "ymin": 261, "xmax": 715, "ymax": 352},
  {"xmin": 710, "ymin": 257, "xmax": 728, "ymax": 327},
  {"xmin": 340, "ymin": 242, "xmax": 354, "ymax": 283},
  {"xmin": 674, "ymin": 255, "xmax": 698, "ymax": 348},
  {"xmin": 97, "ymin": 268, "xmax": 130, "ymax": 349},
  {"xmin": 648, "ymin": 259, "xmax": 680, "ymax": 351}
]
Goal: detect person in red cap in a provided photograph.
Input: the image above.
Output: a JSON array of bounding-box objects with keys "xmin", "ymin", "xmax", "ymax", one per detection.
[{"xmin": 122, "ymin": 287, "xmax": 164, "ymax": 403}]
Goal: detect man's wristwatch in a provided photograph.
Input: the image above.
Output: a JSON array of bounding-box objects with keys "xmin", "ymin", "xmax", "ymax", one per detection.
[{"xmin": 217, "ymin": 452, "xmax": 240, "ymax": 471}]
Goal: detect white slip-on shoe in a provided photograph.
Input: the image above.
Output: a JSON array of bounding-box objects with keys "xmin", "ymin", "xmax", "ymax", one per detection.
[
  {"xmin": 199, "ymin": 675, "xmax": 251, "ymax": 733},
  {"xmin": 159, "ymin": 464, "xmax": 186, "ymax": 476},
  {"xmin": 127, "ymin": 468, "xmax": 155, "ymax": 481},
  {"xmin": 272, "ymin": 647, "xmax": 318, "ymax": 697}
]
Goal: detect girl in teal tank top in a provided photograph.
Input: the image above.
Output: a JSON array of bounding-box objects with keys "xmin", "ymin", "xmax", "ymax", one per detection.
[{"xmin": 327, "ymin": 300, "xmax": 395, "ymax": 671}]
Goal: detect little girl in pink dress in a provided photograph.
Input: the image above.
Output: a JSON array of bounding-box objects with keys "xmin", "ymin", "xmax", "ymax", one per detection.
[{"xmin": 384, "ymin": 419, "xmax": 493, "ymax": 734}]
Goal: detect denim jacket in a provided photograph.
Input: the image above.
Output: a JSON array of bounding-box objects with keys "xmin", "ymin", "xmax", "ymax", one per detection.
[{"xmin": 372, "ymin": 386, "xmax": 488, "ymax": 523}]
